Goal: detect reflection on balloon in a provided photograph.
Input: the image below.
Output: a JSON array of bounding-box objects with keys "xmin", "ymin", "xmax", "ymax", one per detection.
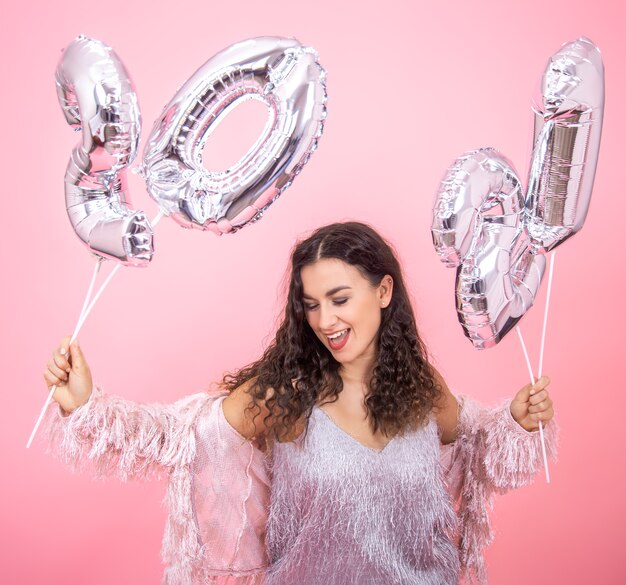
[
  {"xmin": 142, "ymin": 36, "xmax": 327, "ymax": 235},
  {"xmin": 56, "ymin": 35, "xmax": 154, "ymax": 266},
  {"xmin": 433, "ymin": 149, "xmax": 546, "ymax": 349},
  {"xmin": 525, "ymin": 37, "xmax": 604, "ymax": 253},
  {"xmin": 432, "ymin": 37, "xmax": 604, "ymax": 349}
]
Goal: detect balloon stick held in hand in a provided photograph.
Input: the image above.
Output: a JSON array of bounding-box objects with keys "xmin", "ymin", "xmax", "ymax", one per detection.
[
  {"xmin": 27, "ymin": 258, "xmax": 103, "ymax": 449},
  {"xmin": 26, "ymin": 212, "xmax": 164, "ymax": 449},
  {"xmin": 515, "ymin": 326, "xmax": 550, "ymax": 484},
  {"xmin": 536, "ymin": 252, "xmax": 557, "ymax": 482},
  {"xmin": 515, "ymin": 251, "xmax": 556, "ymax": 483}
]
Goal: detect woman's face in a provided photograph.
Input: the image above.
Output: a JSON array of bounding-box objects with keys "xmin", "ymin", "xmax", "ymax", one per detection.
[{"xmin": 300, "ymin": 258, "xmax": 393, "ymax": 370}]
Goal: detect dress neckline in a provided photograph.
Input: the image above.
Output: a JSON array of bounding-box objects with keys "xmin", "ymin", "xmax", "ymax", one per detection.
[{"xmin": 313, "ymin": 406, "xmax": 397, "ymax": 454}]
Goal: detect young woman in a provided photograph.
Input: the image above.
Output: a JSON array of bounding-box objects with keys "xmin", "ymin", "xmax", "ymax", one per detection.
[{"xmin": 43, "ymin": 221, "xmax": 556, "ymax": 585}]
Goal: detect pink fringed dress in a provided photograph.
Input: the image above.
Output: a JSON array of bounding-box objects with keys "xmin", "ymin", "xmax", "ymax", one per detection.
[{"xmin": 44, "ymin": 389, "xmax": 557, "ymax": 585}]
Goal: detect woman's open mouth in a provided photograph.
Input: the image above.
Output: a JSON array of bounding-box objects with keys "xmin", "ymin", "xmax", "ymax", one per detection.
[{"xmin": 327, "ymin": 328, "xmax": 350, "ymax": 350}]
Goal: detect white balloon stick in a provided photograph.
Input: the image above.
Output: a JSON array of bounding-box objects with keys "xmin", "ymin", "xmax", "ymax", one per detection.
[
  {"xmin": 73, "ymin": 212, "xmax": 164, "ymax": 336},
  {"xmin": 27, "ymin": 258, "xmax": 103, "ymax": 449},
  {"xmin": 538, "ymin": 251, "xmax": 556, "ymax": 379},
  {"xmin": 516, "ymin": 326, "xmax": 535, "ymax": 386},
  {"xmin": 72, "ymin": 263, "xmax": 121, "ymax": 339},
  {"xmin": 535, "ymin": 250, "xmax": 557, "ymax": 485},
  {"xmin": 515, "ymin": 325, "xmax": 551, "ymax": 484}
]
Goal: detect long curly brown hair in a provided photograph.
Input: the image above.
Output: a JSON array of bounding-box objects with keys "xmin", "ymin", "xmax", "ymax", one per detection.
[{"xmin": 221, "ymin": 221, "xmax": 443, "ymax": 441}]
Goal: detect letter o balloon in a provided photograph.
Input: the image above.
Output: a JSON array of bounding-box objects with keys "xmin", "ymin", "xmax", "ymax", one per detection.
[{"xmin": 142, "ymin": 36, "xmax": 328, "ymax": 234}]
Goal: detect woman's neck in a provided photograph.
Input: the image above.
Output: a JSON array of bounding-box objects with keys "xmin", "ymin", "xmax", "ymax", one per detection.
[{"xmin": 339, "ymin": 358, "xmax": 375, "ymax": 390}]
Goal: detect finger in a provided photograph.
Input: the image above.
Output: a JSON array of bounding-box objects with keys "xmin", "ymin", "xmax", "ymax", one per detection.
[
  {"xmin": 68, "ymin": 339, "xmax": 88, "ymax": 373},
  {"xmin": 532, "ymin": 406, "xmax": 554, "ymax": 423},
  {"xmin": 53, "ymin": 348, "xmax": 71, "ymax": 373},
  {"xmin": 47, "ymin": 358, "xmax": 68, "ymax": 382},
  {"xmin": 530, "ymin": 376, "xmax": 550, "ymax": 394},
  {"xmin": 515, "ymin": 383, "xmax": 533, "ymax": 403},
  {"xmin": 57, "ymin": 336, "xmax": 72, "ymax": 355},
  {"xmin": 529, "ymin": 389, "xmax": 549, "ymax": 405},
  {"xmin": 528, "ymin": 401, "xmax": 550, "ymax": 414},
  {"xmin": 43, "ymin": 369, "xmax": 66, "ymax": 388},
  {"xmin": 529, "ymin": 398, "xmax": 552, "ymax": 413}
]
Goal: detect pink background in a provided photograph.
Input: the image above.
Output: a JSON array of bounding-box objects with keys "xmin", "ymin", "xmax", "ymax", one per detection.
[{"xmin": 2, "ymin": 0, "xmax": 624, "ymax": 583}]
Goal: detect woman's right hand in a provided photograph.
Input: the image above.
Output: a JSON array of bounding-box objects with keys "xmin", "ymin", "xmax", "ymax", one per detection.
[{"xmin": 43, "ymin": 337, "xmax": 93, "ymax": 414}]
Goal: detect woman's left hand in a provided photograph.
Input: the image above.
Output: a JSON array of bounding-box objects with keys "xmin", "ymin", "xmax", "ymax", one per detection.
[{"xmin": 510, "ymin": 375, "xmax": 555, "ymax": 432}]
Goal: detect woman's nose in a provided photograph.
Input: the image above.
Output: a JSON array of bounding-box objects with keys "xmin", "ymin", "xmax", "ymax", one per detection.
[{"xmin": 318, "ymin": 303, "xmax": 338, "ymax": 330}]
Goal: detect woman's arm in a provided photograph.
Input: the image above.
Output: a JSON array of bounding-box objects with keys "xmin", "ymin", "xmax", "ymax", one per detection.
[
  {"xmin": 43, "ymin": 338, "xmax": 272, "ymax": 579},
  {"xmin": 44, "ymin": 386, "xmax": 213, "ymax": 480},
  {"xmin": 432, "ymin": 367, "xmax": 459, "ymax": 445},
  {"xmin": 432, "ymin": 367, "xmax": 555, "ymax": 444},
  {"xmin": 442, "ymin": 383, "xmax": 558, "ymax": 585},
  {"xmin": 43, "ymin": 337, "xmax": 213, "ymax": 480}
]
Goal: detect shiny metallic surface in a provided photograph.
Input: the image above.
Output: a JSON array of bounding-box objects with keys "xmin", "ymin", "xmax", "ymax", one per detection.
[
  {"xmin": 433, "ymin": 150, "xmax": 546, "ymax": 349},
  {"xmin": 142, "ymin": 36, "xmax": 327, "ymax": 234},
  {"xmin": 433, "ymin": 37, "xmax": 603, "ymax": 349},
  {"xmin": 525, "ymin": 37, "xmax": 604, "ymax": 252},
  {"xmin": 56, "ymin": 35, "xmax": 154, "ymax": 265}
]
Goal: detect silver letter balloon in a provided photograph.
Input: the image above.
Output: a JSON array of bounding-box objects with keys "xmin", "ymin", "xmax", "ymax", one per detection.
[
  {"xmin": 56, "ymin": 36, "xmax": 154, "ymax": 266},
  {"xmin": 142, "ymin": 36, "xmax": 328, "ymax": 234},
  {"xmin": 432, "ymin": 37, "xmax": 604, "ymax": 349}
]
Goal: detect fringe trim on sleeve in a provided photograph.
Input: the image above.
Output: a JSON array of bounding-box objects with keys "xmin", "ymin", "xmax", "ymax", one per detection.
[
  {"xmin": 43, "ymin": 386, "xmax": 211, "ymax": 480},
  {"xmin": 453, "ymin": 396, "xmax": 559, "ymax": 585},
  {"xmin": 42, "ymin": 387, "xmax": 270, "ymax": 584}
]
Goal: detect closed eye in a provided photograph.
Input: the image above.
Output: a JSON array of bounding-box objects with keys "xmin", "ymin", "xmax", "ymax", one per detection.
[{"xmin": 303, "ymin": 298, "xmax": 348, "ymax": 311}]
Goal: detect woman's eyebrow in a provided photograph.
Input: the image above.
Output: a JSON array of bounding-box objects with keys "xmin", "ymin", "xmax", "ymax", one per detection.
[{"xmin": 302, "ymin": 286, "xmax": 352, "ymax": 300}]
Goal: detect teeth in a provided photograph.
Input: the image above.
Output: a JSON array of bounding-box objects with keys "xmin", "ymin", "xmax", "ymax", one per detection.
[{"xmin": 328, "ymin": 329, "xmax": 348, "ymax": 340}]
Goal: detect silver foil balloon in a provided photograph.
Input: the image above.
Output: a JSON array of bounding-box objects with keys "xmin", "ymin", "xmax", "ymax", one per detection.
[
  {"xmin": 525, "ymin": 37, "xmax": 604, "ymax": 252},
  {"xmin": 142, "ymin": 36, "xmax": 327, "ymax": 234},
  {"xmin": 432, "ymin": 149, "xmax": 546, "ymax": 349},
  {"xmin": 56, "ymin": 35, "xmax": 153, "ymax": 265},
  {"xmin": 432, "ymin": 37, "xmax": 603, "ymax": 349}
]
